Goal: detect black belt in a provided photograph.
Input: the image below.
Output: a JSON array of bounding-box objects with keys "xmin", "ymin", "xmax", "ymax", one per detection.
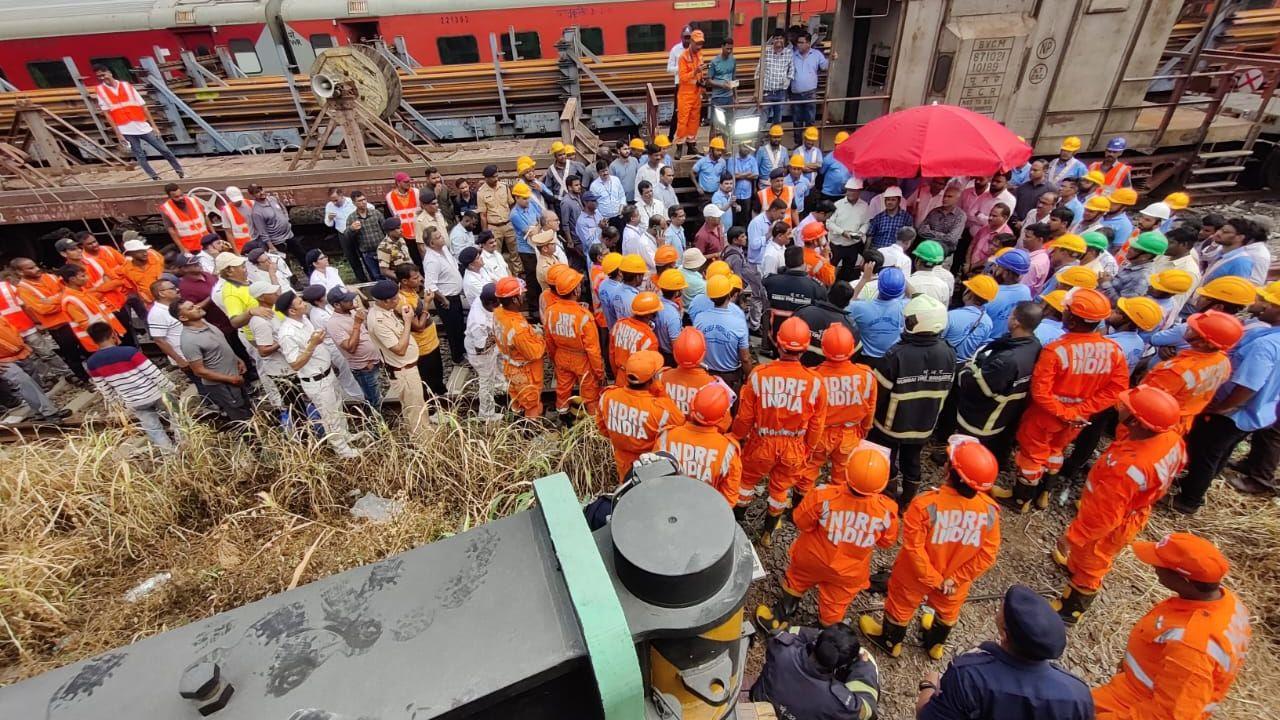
[
  {"xmin": 298, "ymin": 368, "xmax": 333, "ymax": 383},
  {"xmin": 386, "ymin": 360, "xmax": 418, "ymax": 372}
]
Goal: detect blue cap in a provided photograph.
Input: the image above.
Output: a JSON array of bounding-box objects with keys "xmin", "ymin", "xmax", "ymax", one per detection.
[
  {"xmin": 1003, "ymin": 585, "xmax": 1067, "ymax": 660},
  {"xmin": 1106, "ymin": 136, "xmax": 1127, "ymax": 152},
  {"xmin": 370, "ymin": 279, "xmax": 399, "ymax": 300},
  {"xmin": 582, "ymin": 191, "xmax": 599, "ymax": 202},
  {"xmin": 877, "ymin": 267, "xmax": 905, "ymax": 299},
  {"xmin": 995, "ymin": 248, "xmax": 1031, "ymax": 275}
]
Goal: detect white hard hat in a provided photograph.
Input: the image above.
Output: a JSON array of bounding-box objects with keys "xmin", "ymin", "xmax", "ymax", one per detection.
[
  {"xmin": 881, "ymin": 185, "xmax": 903, "ymax": 199},
  {"xmin": 122, "ymin": 239, "xmax": 149, "ymax": 253},
  {"xmin": 702, "ymin": 204, "xmax": 725, "ymax": 219},
  {"xmin": 904, "ymin": 295, "xmax": 948, "ymax": 334},
  {"xmin": 1139, "ymin": 202, "xmax": 1171, "ymax": 220},
  {"xmin": 225, "ymin": 186, "xmax": 244, "ymax": 203},
  {"xmin": 845, "ymin": 177, "xmax": 864, "ymax": 191}
]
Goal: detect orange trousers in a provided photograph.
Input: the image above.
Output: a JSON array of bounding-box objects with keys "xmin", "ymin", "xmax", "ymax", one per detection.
[
  {"xmin": 803, "ymin": 426, "xmax": 867, "ymax": 493},
  {"xmin": 784, "ymin": 557, "xmax": 869, "ymax": 626},
  {"xmin": 612, "ymin": 448, "xmax": 642, "ymax": 483},
  {"xmin": 506, "ymin": 362, "xmax": 544, "ymax": 418},
  {"xmin": 740, "ymin": 436, "xmax": 808, "ymax": 515},
  {"xmin": 553, "ymin": 350, "xmax": 601, "ymax": 413},
  {"xmin": 883, "ymin": 565, "xmax": 973, "ymax": 625},
  {"xmin": 1092, "ymin": 677, "xmax": 1146, "ymax": 720},
  {"xmin": 1066, "ymin": 514, "xmax": 1146, "ymax": 592},
  {"xmin": 675, "ymin": 88, "xmax": 702, "ymax": 143},
  {"xmin": 1014, "ymin": 403, "xmax": 1083, "ymax": 484}
]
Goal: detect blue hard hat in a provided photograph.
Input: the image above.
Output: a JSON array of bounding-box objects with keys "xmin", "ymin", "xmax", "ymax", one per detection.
[
  {"xmin": 995, "ymin": 248, "xmax": 1031, "ymax": 275},
  {"xmin": 1106, "ymin": 136, "xmax": 1127, "ymax": 152},
  {"xmin": 878, "ymin": 267, "xmax": 906, "ymax": 299}
]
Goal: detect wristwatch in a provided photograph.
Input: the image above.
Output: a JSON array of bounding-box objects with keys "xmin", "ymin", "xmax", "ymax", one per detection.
[{"xmin": 918, "ymin": 681, "xmax": 938, "ymax": 692}]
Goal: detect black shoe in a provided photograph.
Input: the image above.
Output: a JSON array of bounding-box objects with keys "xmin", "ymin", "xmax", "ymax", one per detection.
[
  {"xmin": 38, "ymin": 408, "xmax": 73, "ymax": 421},
  {"xmin": 1170, "ymin": 497, "xmax": 1201, "ymax": 515},
  {"xmin": 1227, "ymin": 475, "xmax": 1277, "ymax": 496},
  {"xmin": 868, "ymin": 569, "xmax": 891, "ymax": 594}
]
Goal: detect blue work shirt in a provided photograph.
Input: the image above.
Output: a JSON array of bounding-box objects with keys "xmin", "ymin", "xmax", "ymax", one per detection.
[
  {"xmin": 1101, "ymin": 213, "xmax": 1133, "ymax": 249},
  {"xmin": 727, "ymin": 154, "xmax": 758, "ymax": 199},
  {"xmin": 790, "ymin": 48, "xmax": 829, "ymax": 94},
  {"xmin": 943, "ymin": 306, "xmax": 993, "ymax": 362},
  {"xmin": 1159, "ymin": 213, "xmax": 1180, "ymax": 234},
  {"xmin": 711, "ymin": 189, "xmax": 735, "ymax": 228},
  {"xmin": 689, "ymin": 293, "xmax": 746, "ymax": 324},
  {"xmin": 665, "ymin": 225, "xmax": 687, "ymax": 254},
  {"xmin": 785, "ymin": 174, "xmax": 811, "ymax": 214},
  {"xmin": 694, "ymin": 306, "xmax": 750, "ymax": 371},
  {"xmin": 693, "ymin": 155, "xmax": 728, "ymax": 194},
  {"xmin": 575, "ymin": 210, "xmax": 603, "ymax": 256},
  {"xmin": 707, "ymin": 55, "xmax": 737, "ymax": 105},
  {"xmin": 598, "ymin": 277, "xmax": 623, "ymax": 328},
  {"xmin": 1047, "ymin": 157, "xmax": 1087, "ymax": 184},
  {"xmin": 611, "ymin": 282, "xmax": 640, "ymax": 325},
  {"xmin": 590, "ymin": 176, "xmax": 626, "ymax": 219},
  {"xmin": 1108, "ymin": 329, "xmax": 1146, "ymax": 374},
  {"xmin": 986, "ymin": 283, "xmax": 1034, "ymax": 340},
  {"xmin": 746, "ymin": 213, "xmax": 772, "ymax": 265},
  {"xmin": 1150, "ymin": 320, "xmax": 1190, "ymax": 351},
  {"xmin": 820, "ymin": 153, "xmax": 853, "ymax": 197},
  {"xmin": 655, "ymin": 297, "xmax": 683, "ymax": 353},
  {"xmin": 1035, "ymin": 318, "xmax": 1066, "ymax": 346},
  {"xmin": 1220, "ymin": 326, "xmax": 1280, "ymax": 431},
  {"xmin": 1204, "ymin": 246, "xmax": 1256, "ymax": 283},
  {"xmin": 1010, "ymin": 162, "xmax": 1031, "ymax": 186},
  {"xmin": 847, "ymin": 297, "xmax": 907, "ymax": 358},
  {"xmin": 510, "ymin": 203, "xmax": 543, "ymax": 254},
  {"xmin": 918, "ymin": 642, "xmax": 1093, "ymax": 720},
  {"xmin": 756, "ymin": 143, "xmax": 791, "ymax": 186}
]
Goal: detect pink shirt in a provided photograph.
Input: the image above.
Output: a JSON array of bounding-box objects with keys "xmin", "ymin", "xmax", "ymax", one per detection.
[
  {"xmin": 961, "ymin": 187, "xmax": 1016, "ymax": 237},
  {"xmin": 1021, "ymin": 248, "xmax": 1052, "ymax": 296},
  {"xmin": 968, "ymin": 222, "xmax": 1011, "ymax": 269}
]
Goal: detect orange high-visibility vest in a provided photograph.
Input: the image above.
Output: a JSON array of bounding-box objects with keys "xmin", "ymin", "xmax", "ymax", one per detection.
[
  {"xmin": 160, "ymin": 197, "xmax": 209, "ymax": 252},
  {"xmin": 16, "ymin": 275, "xmax": 71, "ymax": 328},
  {"xmin": 61, "ymin": 287, "xmax": 125, "ymax": 351},
  {"xmin": 95, "ymin": 81, "xmax": 147, "ymax": 127},
  {"xmin": 1089, "ymin": 160, "xmax": 1132, "ymax": 196},
  {"xmin": 0, "ymin": 280, "xmax": 34, "ymax": 334},
  {"xmin": 386, "ymin": 188, "xmax": 420, "ymax": 239},
  {"xmin": 224, "ymin": 200, "xmax": 254, "ymax": 251},
  {"xmin": 81, "ymin": 256, "xmax": 127, "ymax": 312},
  {"xmin": 758, "ymin": 185, "xmax": 797, "ymax": 226}
]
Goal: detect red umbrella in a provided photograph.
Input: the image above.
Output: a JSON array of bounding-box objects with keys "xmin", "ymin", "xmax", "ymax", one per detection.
[{"xmin": 833, "ymin": 103, "xmax": 1032, "ymax": 178}]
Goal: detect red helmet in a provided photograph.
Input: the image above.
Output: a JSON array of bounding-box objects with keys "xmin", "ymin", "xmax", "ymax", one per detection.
[
  {"xmin": 1119, "ymin": 386, "xmax": 1180, "ymax": 433},
  {"xmin": 690, "ymin": 383, "xmax": 732, "ymax": 425},
  {"xmin": 946, "ymin": 435, "xmax": 998, "ymax": 492},
  {"xmin": 672, "ymin": 327, "xmax": 706, "ymax": 368},
  {"xmin": 821, "ymin": 324, "xmax": 854, "ymax": 361},
  {"xmin": 1187, "ymin": 310, "xmax": 1244, "ymax": 351},
  {"xmin": 776, "ymin": 317, "xmax": 811, "ymax": 353},
  {"xmin": 844, "ymin": 448, "xmax": 891, "ymax": 495}
]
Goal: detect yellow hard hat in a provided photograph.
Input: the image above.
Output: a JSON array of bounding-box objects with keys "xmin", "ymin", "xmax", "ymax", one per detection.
[
  {"xmin": 619, "ymin": 254, "xmax": 648, "ymax": 275},
  {"xmin": 707, "ymin": 274, "xmax": 733, "ymax": 299},
  {"xmin": 564, "ymin": 144, "xmax": 578, "ymax": 156},
  {"xmin": 803, "ymin": 126, "xmax": 819, "ymax": 141},
  {"xmin": 1117, "ymin": 297, "xmax": 1164, "ymax": 332},
  {"xmin": 835, "ymin": 131, "xmax": 850, "ymax": 144},
  {"xmin": 1061, "ymin": 136, "xmax": 1082, "ymax": 152},
  {"xmin": 1056, "ymin": 266, "xmax": 1098, "ymax": 290},
  {"xmin": 511, "ymin": 181, "xmax": 532, "ymax": 198},
  {"xmin": 1084, "ymin": 169, "xmax": 1106, "ymax": 186},
  {"xmin": 1110, "ymin": 187, "xmax": 1138, "ymax": 206},
  {"xmin": 706, "ymin": 260, "xmax": 732, "ymax": 278},
  {"xmin": 550, "ymin": 141, "xmax": 565, "ymax": 155},
  {"xmin": 1041, "ymin": 290, "xmax": 1068, "ymax": 312},
  {"xmin": 1084, "ymin": 195, "xmax": 1111, "ymax": 213},
  {"xmin": 961, "ymin": 274, "xmax": 999, "ymax": 302},
  {"xmin": 629, "ymin": 138, "xmax": 646, "ymax": 151},
  {"xmin": 658, "ymin": 268, "xmax": 689, "ymax": 291},
  {"xmin": 728, "ymin": 274, "xmax": 743, "ymax": 290},
  {"xmin": 1048, "ymin": 233, "xmax": 1087, "ymax": 255},
  {"xmin": 709, "ymin": 137, "xmax": 727, "ymax": 151},
  {"xmin": 1259, "ymin": 281, "xmax": 1280, "ymax": 306},
  {"xmin": 654, "ymin": 134, "xmax": 672, "ymax": 148},
  {"xmin": 601, "ymin": 252, "xmax": 624, "ymax": 275},
  {"xmin": 768, "ymin": 124, "xmax": 784, "ymax": 138},
  {"xmin": 516, "ymin": 156, "xmax": 536, "ymax": 174},
  {"xmin": 1164, "ymin": 191, "xmax": 1191, "ymax": 211},
  {"xmin": 789, "ymin": 154, "xmax": 806, "ymax": 169},
  {"xmin": 1196, "ymin": 276, "xmax": 1257, "ymax": 306},
  {"xmin": 1148, "ymin": 269, "xmax": 1194, "ymax": 295}
]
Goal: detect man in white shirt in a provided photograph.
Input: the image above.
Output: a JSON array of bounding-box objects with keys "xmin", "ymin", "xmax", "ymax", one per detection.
[
  {"xmin": 301, "ymin": 284, "xmax": 364, "ymax": 402},
  {"xmin": 636, "ymin": 180, "xmax": 667, "ymax": 228},
  {"xmin": 450, "ymin": 211, "xmax": 480, "ymax": 257},
  {"xmin": 477, "ymin": 230, "xmax": 511, "ymax": 279},
  {"xmin": 465, "ymin": 283, "xmax": 505, "ymax": 420},
  {"xmin": 324, "ymin": 187, "xmax": 357, "ymax": 233},
  {"xmin": 909, "ymin": 176, "xmax": 950, "ymax": 226},
  {"xmin": 589, "ymin": 162, "xmax": 627, "ymax": 220},
  {"xmin": 421, "ymin": 227, "xmax": 466, "ymax": 364},
  {"xmin": 93, "ymin": 63, "xmax": 184, "ymax": 181},
  {"xmin": 826, "ymin": 178, "xmax": 871, "ymax": 281},
  {"xmin": 146, "ymin": 278, "xmax": 188, "ymax": 370},
  {"xmin": 196, "ymin": 234, "xmax": 225, "ymax": 274},
  {"xmin": 622, "ymin": 214, "xmax": 658, "ymax": 273},
  {"xmin": 635, "ymin": 148, "xmax": 665, "ymax": 201},
  {"xmin": 760, "ymin": 222, "xmax": 790, "ymax": 276},
  {"xmin": 276, "ymin": 291, "xmax": 359, "ymax": 459},
  {"xmin": 907, "ymin": 240, "xmax": 954, "ymax": 305},
  {"xmin": 246, "ymin": 281, "xmax": 295, "ymax": 415}
]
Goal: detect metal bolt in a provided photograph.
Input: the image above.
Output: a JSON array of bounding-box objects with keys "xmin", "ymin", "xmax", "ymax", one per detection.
[{"xmin": 179, "ymin": 662, "xmax": 235, "ymax": 715}]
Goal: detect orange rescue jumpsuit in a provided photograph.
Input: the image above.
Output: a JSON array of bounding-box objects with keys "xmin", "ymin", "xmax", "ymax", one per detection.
[
  {"xmin": 731, "ymin": 359, "xmax": 827, "ymax": 515},
  {"xmin": 803, "ymin": 359, "xmax": 876, "ymax": 489},
  {"xmin": 656, "ymin": 422, "xmax": 742, "ymax": 505},
  {"xmin": 16, "ymin": 275, "xmax": 71, "ymax": 330},
  {"xmin": 494, "ymin": 306, "xmax": 546, "ymax": 417},
  {"xmin": 804, "ymin": 247, "xmax": 836, "ymax": 286},
  {"xmin": 597, "ymin": 385, "xmax": 685, "ymax": 481},
  {"xmin": 62, "ymin": 287, "xmax": 125, "ymax": 351},
  {"xmin": 659, "ymin": 366, "xmax": 733, "ymax": 432},
  {"xmin": 1064, "ymin": 431, "xmax": 1187, "ymax": 591},
  {"xmin": 883, "ymin": 485, "xmax": 1001, "ymax": 625},
  {"xmin": 544, "ymin": 295, "xmax": 606, "ymax": 412},
  {"xmin": 1094, "ymin": 588, "xmax": 1250, "ymax": 720},
  {"xmin": 1140, "ymin": 349, "xmax": 1232, "ymax": 436},
  {"xmin": 1014, "ymin": 333, "xmax": 1129, "ymax": 484},
  {"xmin": 675, "ymin": 48, "xmax": 706, "ymax": 144},
  {"xmin": 785, "ymin": 486, "xmax": 899, "ymax": 625},
  {"xmin": 609, "ymin": 317, "xmax": 659, "ymax": 376},
  {"xmin": 81, "ymin": 257, "xmax": 128, "ymax": 312}
]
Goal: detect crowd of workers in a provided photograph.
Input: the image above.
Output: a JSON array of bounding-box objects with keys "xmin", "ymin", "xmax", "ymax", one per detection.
[{"xmin": 0, "ymin": 56, "xmax": 1273, "ymax": 720}]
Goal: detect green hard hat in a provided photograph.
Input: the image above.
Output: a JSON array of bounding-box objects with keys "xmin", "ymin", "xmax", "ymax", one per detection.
[
  {"xmin": 1082, "ymin": 231, "xmax": 1109, "ymax": 252},
  {"xmin": 1131, "ymin": 231, "xmax": 1169, "ymax": 256},
  {"xmin": 912, "ymin": 240, "xmax": 945, "ymax": 264}
]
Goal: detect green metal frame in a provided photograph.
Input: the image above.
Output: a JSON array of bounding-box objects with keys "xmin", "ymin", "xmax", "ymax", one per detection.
[{"xmin": 534, "ymin": 473, "xmax": 645, "ymax": 720}]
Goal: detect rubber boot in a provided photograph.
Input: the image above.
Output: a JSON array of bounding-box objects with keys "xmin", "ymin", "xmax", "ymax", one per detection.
[
  {"xmin": 868, "ymin": 569, "xmax": 891, "ymax": 594},
  {"xmin": 919, "ymin": 611, "xmax": 954, "ymax": 660},
  {"xmin": 759, "ymin": 512, "xmax": 784, "ymax": 548},
  {"xmin": 733, "ymin": 505, "xmax": 748, "ymax": 523},
  {"xmin": 754, "ymin": 591, "xmax": 801, "ymax": 636},
  {"xmin": 1049, "ymin": 585, "xmax": 1098, "ymax": 625},
  {"xmin": 858, "ymin": 614, "xmax": 907, "ymax": 658},
  {"xmin": 996, "ymin": 480, "xmax": 1036, "ymax": 513},
  {"xmin": 1051, "ymin": 544, "xmax": 1070, "ymax": 573},
  {"xmin": 789, "ymin": 491, "xmax": 806, "ymax": 517},
  {"xmin": 1035, "ymin": 473, "xmax": 1061, "ymax": 510}
]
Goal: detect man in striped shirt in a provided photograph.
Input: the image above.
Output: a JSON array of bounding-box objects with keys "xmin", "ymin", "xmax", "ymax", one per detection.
[{"xmin": 84, "ymin": 322, "xmax": 178, "ymax": 450}]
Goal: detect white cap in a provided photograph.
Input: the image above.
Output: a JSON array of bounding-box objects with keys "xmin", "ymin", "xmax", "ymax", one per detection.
[
  {"xmin": 702, "ymin": 204, "xmax": 724, "ymax": 219},
  {"xmin": 214, "ymin": 252, "xmax": 246, "ymax": 273},
  {"xmin": 248, "ymin": 281, "xmax": 281, "ymax": 298},
  {"xmin": 845, "ymin": 177, "xmax": 864, "ymax": 191},
  {"xmin": 881, "ymin": 185, "xmax": 903, "ymax": 199},
  {"xmin": 122, "ymin": 239, "xmax": 149, "ymax": 253},
  {"xmin": 225, "ymin": 186, "xmax": 244, "ymax": 203},
  {"xmin": 682, "ymin": 247, "xmax": 707, "ymax": 270},
  {"xmin": 1139, "ymin": 202, "xmax": 1172, "ymax": 220}
]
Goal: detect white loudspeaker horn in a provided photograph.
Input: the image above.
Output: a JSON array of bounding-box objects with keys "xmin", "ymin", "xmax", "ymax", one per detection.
[{"xmin": 311, "ymin": 73, "xmax": 337, "ymax": 99}]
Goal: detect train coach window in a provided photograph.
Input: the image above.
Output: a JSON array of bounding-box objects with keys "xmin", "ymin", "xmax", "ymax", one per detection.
[
  {"xmin": 310, "ymin": 34, "xmax": 336, "ymax": 53},
  {"xmin": 501, "ymin": 31, "xmax": 542, "ymax": 60},
  {"xmin": 227, "ymin": 39, "xmax": 263, "ymax": 75},
  {"xmin": 626, "ymin": 24, "xmax": 666, "ymax": 53},
  {"xmin": 27, "ymin": 61, "xmax": 74, "ymax": 89},
  {"xmin": 750, "ymin": 17, "xmax": 782, "ymax": 45},
  {"xmin": 578, "ymin": 27, "xmax": 605, "ymax": 55},
  {"xmin": 695, "ymin": 20, "xmax": 730, "ymax": 48},
  {"xmin": 438, "ymin": 35, "xmax": 480, "ymax": 65},
  {"xmin": 89, "ymin": 57, "xmax": 133, "ymax": 82}
]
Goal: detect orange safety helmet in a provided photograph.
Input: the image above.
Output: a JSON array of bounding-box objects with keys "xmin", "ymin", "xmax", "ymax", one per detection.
[
  {"xmin": 655, "ymin": 245, "xmax": 680, "ymax": 266},
  {"xmin": 821, "ymin": 323, "xmax": 854, "ymax": 361},
  {"xmin": 1187, "ymin": 310, "xmax": 1244, "ymax": 351},
  {"xmin": 690, "ymin": 383, "xmax": 732, "ymax": 425},
  {"xmin": 801, "ymin": 222, "xmax": 827, "ymax": 244},
  {"xmin": 1118, "ymin": 386, "xmax": 1180, "ymax": 433},
  {"xmin": 495, "ymin": 276, "xmax": 524, "ymax": 298},
  {"xmin": 844, "ymin": 448, "xmax": 891, "ymax": 495},
  {"xmin": 946, "ymin": 434, "xmax": 998, "ymax": 492},
  {"xmin": 624, "ymin": 350, "xmax": 665, "ymax": 384},
  {"xmin": 544, "ymin": 264, "xmax": 569, "ymax": 291},
  {"xmin": 632, "ymin": 291, "xmax": 662, "ymax": 315},
  {"xmin": 1064, "ymin": 287, "xmax": 1111, "ymax": 323},
  {"xmin": 673, "ymin": 327, "xmax": 707, "ymax": 368},
  {"xmin": 552, "ymin": 266, "xmax": 584, "ymax": 295},
  {"xmin": 776, "ymin": 316, "xmax": 812, "ymax": 353}
]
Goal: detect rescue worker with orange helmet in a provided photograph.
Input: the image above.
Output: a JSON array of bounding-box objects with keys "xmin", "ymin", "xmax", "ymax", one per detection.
[
  {"xmin": 658, "ymin": 327, "xmax": 734, "ymax": 433},
  {"xmin": 1051, "ymin": 386, "xmax": 1188, "ymax": 624},
  {"xmin": 732, "ymin": 316, "xmax": 827, "ymax": 543},
  {"xmin": 1139, "ymin": 310, "xmax": 1242, "ymax": 435},
  {"xmin": 801, "ymin": 222, "xmax": 836, "ymax": 286},
  {"xmin": 597, "ymin": 350, "xmax": 685, "ymax": 481},
  {"xmin": 998, "ymin": 288, "xmax": 1129, "ymax": 512},
  {"xmin": 609, "ymin": 291, "xmax": 661, "ymax": 373},
  {"xmin": 756, "ymin": 448, "xmax": 899, "ymax": 632},
  {"xmin": 655, "ymin": 383, "xmax": 741, "ymax": 506},
  {"xmin": 860, "ymin": 435, "xmax": 1001, "ymax": 660},
  {"xmin": 803, "ymin": 324, "xmax": 877, "ymax": 487},
  {"xmin": 1093, "ymin": 533, "xmax": 1250, "ymax": 720},
  {"xmin": 542, "ymin": 264, "xmax": 606, "ymax": 419},
  {"xmin": 493, "ymin": 277, "xmax": 546, "ymax": 417}
]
